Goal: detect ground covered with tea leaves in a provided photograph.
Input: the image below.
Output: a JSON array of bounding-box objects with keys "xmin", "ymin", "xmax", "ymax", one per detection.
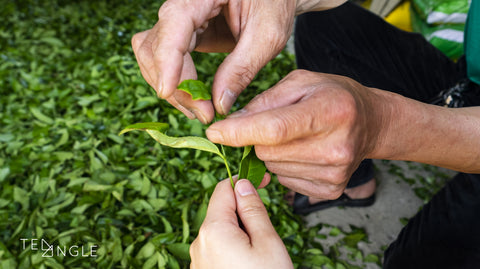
[{"xmin": 1, "ymin": 1, "xmax": 449, "ymax": 268}]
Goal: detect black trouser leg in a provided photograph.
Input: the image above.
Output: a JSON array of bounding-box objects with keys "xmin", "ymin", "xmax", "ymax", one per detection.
[{"xmin": 383, "ymin": 173, "xmax": 480, "ymax": 268}]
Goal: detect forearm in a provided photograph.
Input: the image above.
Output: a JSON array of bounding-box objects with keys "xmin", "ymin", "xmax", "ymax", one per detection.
[
  {"xmin": 369, "ymin": 89, "xmax": 480, "ymax": 173},
  {"xmin": 295, "ymin": 0, "xmax": 348, "ymax": 15}
]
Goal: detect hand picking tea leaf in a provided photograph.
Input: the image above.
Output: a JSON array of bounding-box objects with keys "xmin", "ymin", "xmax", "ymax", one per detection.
[
  {"xmin": 177, "ymin": 79, "xmax": 211, "ymax": 100},
  {"xmin": 238, "ymin": 146, "xmax": 267, "ymax": 188},
  {"xmin": 122, "ymin": 81, "xmax": 267, "ymax": 189}
]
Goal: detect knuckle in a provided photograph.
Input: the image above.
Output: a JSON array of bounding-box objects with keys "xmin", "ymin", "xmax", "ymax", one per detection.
[
  {"xmin": 189, "ymin": 239, "xmax": 198, "ymax": 257},
  {"xmin": 152, "ymin": 48, "xmax": 164, "ymax": 65},
  {"xmin": 324, "ymin": 187, "xmax": 344, "ymax": 200},
  {"xmin": 328, "ymin": 168, "xmax": 350, "ymax": 185},
  {"xmin": 253, "ymin": 146, "xmax": 269, "ymax": 161},
  {"xmin": 135, "ymin": 41, "xmax": 153, "ymax": 62},
  {"xmin": 334, "ymin": 92, "xmax": 358, "ymax": 123},
  {"xmin": 263, "ymin": 30, "xmax": 285, "ymax": 53},
  {"xmin": 263, "ymin": 161, "xmax": 280, "ymax": 175},
  {"xmin": 328, "ymin": 144, "xmax": 355, "ymax": 165},
  {"xmin": 313, "ymin": 182, "xmax": 344, "ymax": 200},
  {"xmin": 158, "ymin": 1, "xmax": 174, "ymax": 19},
  {"xmin": 287, "ymin": 69, "xmax": 311, "ymax": 81},
  {"xmin": 226, "ymin": 128, "xmax": 243, "ymax": 147},
  {"xmin": 234, "ymin": 65, "xmax": 256, "ymax": 90},
  {"xmin": 131, "ymin": 33, "xmax": 142, "ymax": 51},
  {"xmin": 197, "ymin": 224, "xmax": 218, "ymax": 243},
  {"xmin": 264, "ymin": 113, "xmax": 291, "ymax": 144},
  {"xmin": 241, "ymin": 203, "xmax": 266, "ymax": 218},
  {"xmin": 313, "ymin": 166, "xmax": 350, "ymax": 186},
  {"xmin": 248, "ymin": 91, "xmax": 269, "ymax": 108}
]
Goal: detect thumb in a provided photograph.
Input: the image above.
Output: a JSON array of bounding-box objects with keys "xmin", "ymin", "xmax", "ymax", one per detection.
[{"xmin": 234, "ymin": 179, "xmax": 279, "ymax": 244}]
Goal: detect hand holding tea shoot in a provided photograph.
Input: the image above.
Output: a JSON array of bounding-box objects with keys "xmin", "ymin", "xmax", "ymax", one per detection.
[{"xmin": 120, "ymin": 80, "xmax": 266, "ymax": 188}]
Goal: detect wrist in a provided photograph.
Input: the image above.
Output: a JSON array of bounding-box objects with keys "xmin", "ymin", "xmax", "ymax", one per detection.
[
  {"xmin": 365, "ymin": 88, "xmax": 480, "ymax": 172},
  {"xmin": 362, "ymin": 88, "xmax": 399, "ymax": 160},
  {"xmin": 295, "ymin": 0, "xmax": 348, "ymax": 15}
]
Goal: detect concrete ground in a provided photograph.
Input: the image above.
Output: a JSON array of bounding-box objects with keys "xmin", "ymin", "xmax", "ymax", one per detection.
[
  {"xmin": 305, "ymin": 160, "xmax": 423, "ymax": 252},
  {"xmin": 302, "ymin": 160, "xmax": 455, "ymax": 268}
]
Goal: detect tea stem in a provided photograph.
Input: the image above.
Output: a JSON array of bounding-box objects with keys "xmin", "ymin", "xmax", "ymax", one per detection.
[{"xmin": 219, "ymin": 144, "xmax": 234, "ymax": 187}]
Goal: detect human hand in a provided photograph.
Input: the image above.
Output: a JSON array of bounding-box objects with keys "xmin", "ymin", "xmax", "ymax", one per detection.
[
  {"xmin": 205, "ymin": 70, "xmax": 387, "ymax": 199},
  {"xmin": 131, "ymin": 0, "xmax": 296, "ymax": 123},
  {"xmin": 190, "ymin": 178, "xmax": 293, "ymax": 269}
]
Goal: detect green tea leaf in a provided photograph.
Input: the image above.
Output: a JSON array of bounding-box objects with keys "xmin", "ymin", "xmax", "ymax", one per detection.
[
  {"xmin": 364, "ymin": 254, "xmax": 379, "ymax": 263},
  {"xmin": 120, "ymin": 122, "xmax": 233, "ymax": 185},
  {"xmin": 147, "ymin": 130, "xmax": 222, "ymax": 157},
  {"xmin": 0, "ymin": 167, "xmax": 10, "ymax": 182},
  {"xmin": 166, "ymin": 243, "xmax": 190, "ymax": 261},
  {"xmin": 120, "ymin": 122, "xmax": 222, "ymax": 157},
  {"xmin": 119, "ymin": 122, "xmax": 169, "ymax": 135},
  {"xmin": 136, "ymin": 242, "xmax": 155, "ymax": 260},
  {"xmin": 30, "ymin": 107, "xmax": 54, "ymax": 124},
  {"xmin": 177, "ymin": 79, "xmax": 211, "ymax": 100},
  {"xmin": 342, "ymin": 231, "xmax": 366, "ymax": 248},
  {"xmin": 192, "ymin": 195, "xmax": 208, "ymax": 232},
  {"xmin": 181, "ymin": 204, "xmax": 190, "ymax": 244},
  {"xmin": 238, "ymin": 146, "xmax": 266, "ymax": 188}
]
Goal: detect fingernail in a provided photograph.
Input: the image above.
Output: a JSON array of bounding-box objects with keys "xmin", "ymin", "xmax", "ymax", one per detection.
[
  {"xmin": 228, "ymin": 109, "xmax": 247, "ymax": 119},
  {"xmin": 185, "ymin": 113, "xmax": 197, "ymax": 120},
  {"xmin": 205, "ymin": 128, "xmax": 224, "ymax": 143},
  {"xmin": 157, "ymin": 79, "xmax": 164, "ymax": 98},
  {"xmin": 235, "ymin": 179, "xmax": 255, "ymax": 196},
  {"xmin": 191, "ymin": 109, "xmax": 208, "ymax": 124},
  {"xmin": 219, "ymin": 89, "xmax": 236, "ymax": 114},
  {"xmin": 176, "ymin": 104, "xmax": 196, "ymax": 120}
]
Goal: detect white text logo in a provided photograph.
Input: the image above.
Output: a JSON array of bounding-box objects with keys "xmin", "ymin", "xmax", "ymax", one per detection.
[{"xmin": 20, "ymin": 238, "xmax": 98, "ymax": 258}]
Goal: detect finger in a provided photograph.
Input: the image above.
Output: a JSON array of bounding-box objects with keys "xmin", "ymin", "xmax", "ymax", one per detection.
[
  {"xmin": 202, "ymin": 178, "xmax": 238, "ymax": 226},
  {"xmin": 207, "ymin": 71, "xmax": 329, "ymax": 146},
  {"xmin": 228, "ymin": 70, "xmax": 320, "ymax": 118},
  {"xmin": 212, "ymin": 20, "xmax": 288, "ymax": 115},
  {"xmin": 234, "ymin": 179, "xmax": 278, "ymax": 244},
  {"xmin": 206, "ymin": 98, "xmax": 326, "ymax": 147},
  {"xmin": 255, "ymin": 134, "xmax": 355, "ymax": 165},
  {"xmin": 257, "ymin": 173, "xmax": 271, "ymax": 189},
  {"xmin": 232, "ymin": 173, "xmax": 270, "ymax": 189},
  {"xmin": 135, "ymin": 38, "xmax": 215, "ymax": 122},
  {"xmin": 153, "ymin": 0, "xmax": 227, "ymax": 98},
  {"xmin": 191, "ymin": 178, "xmax": 249, "ymax": 268},
  {"xmin": 165, "ymin": 95, "xmax": 196, "ymax": 120},
  {"xmin": 276, "ymin": 175, "xmax": 346, "ymax": 200},
  {"xmin": 172, "ymin": 53, "xmax": 215, "ymax": 123},
  {"xmin": 265, "ymin": 161, "xmax": 350, "ymax": 185},
  {"xmin": 132, "ymin": 30, "xmax": 157, "ymax": 90},
  {"xmin": 164, "ymin": 53, "xmax": 199, "ymax": 120}
]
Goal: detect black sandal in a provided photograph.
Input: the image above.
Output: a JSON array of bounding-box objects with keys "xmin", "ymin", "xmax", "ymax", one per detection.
[{"xmin": 293, "ymin": 192, "xmax": 376, "ymax": 215}]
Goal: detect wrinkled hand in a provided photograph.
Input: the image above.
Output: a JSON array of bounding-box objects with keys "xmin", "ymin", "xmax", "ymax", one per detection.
[
  {"xmin": 190, "ymin": 179, "xmax": 293, "ymax": 269},
  {"xmin": 131, "ymin": 0, "xmax": 296, "ymax": 123},
  {"xmin": 206, "ymin": 70, "xmax": 386, "ymax": 199}
]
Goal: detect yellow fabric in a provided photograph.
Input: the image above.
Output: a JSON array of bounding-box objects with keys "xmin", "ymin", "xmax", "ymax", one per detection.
[
  {"xmin": 385, "ymin": 1, "xmax": 413, "ymax": 32},
  {"xmin": 361, "ymin": 0, "xmax": 373, "ymax": 9}
]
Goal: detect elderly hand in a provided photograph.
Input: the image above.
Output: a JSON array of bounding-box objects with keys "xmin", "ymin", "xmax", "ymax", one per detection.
[
  {"xmin": 131, "ymin": 0, "xmax": 296, "ymax": 123},
  {"xmin": 190, "ymin": 179, "xmax": 293, "ymax": 269},
  {"xmin": 206, "ymin": 70, "xmax": 388, "ymax": 199}
]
